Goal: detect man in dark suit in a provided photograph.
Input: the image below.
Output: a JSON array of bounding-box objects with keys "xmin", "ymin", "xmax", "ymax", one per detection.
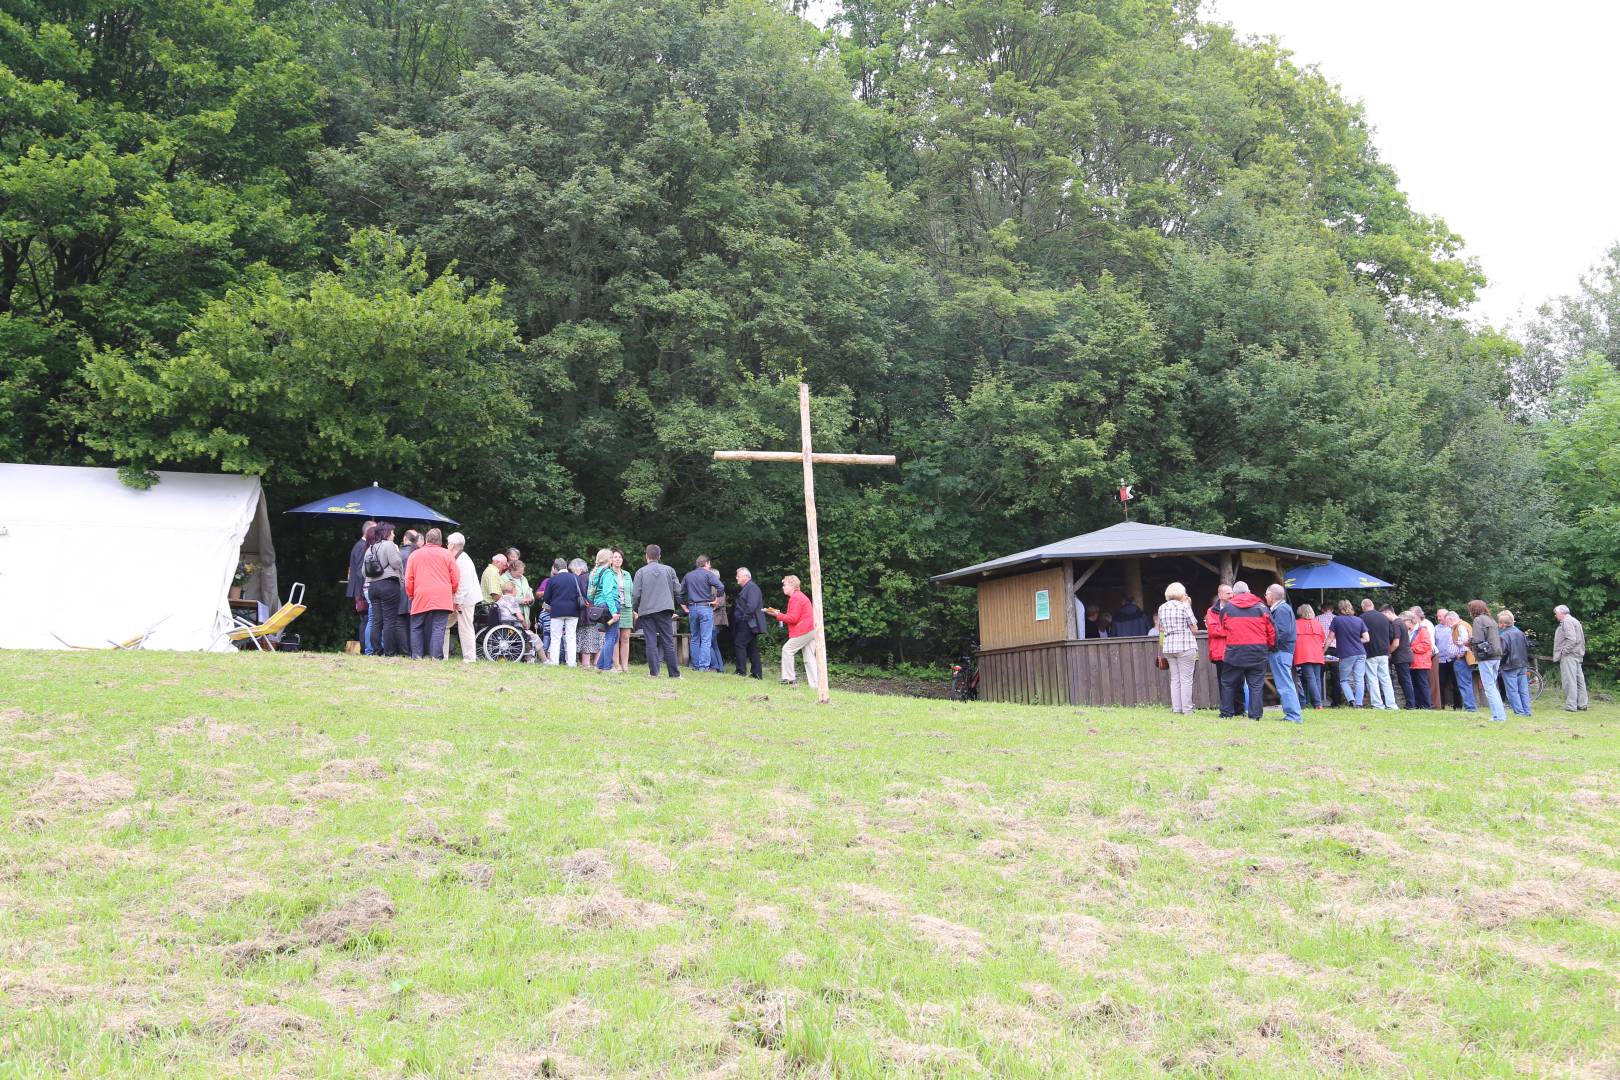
[
  {"xmin": 731, "ymin": 566, "xmax": 766, "ymax": 679},
  {"xmin": 346, "ymin": 519, "xmax": 376, "ymax": 648}
]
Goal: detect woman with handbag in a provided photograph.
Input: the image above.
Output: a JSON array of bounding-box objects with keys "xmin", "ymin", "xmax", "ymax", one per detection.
[
  {"xmin": 588, "ymin": 548, "xmax": 622, "ymax": 673},
  {"xmin": 611, "ymin": 549, "xmax": 634, "ymax": 673},
  {"xmin": 1155, "ymin": 582, "xmax": 1199, "ymax": 715}
]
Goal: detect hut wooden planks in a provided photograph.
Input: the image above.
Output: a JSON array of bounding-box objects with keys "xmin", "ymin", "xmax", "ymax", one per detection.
[
  {"xmin": 977, "ymin": 635, "xmax": 1224, "ymax": 709},
  {"xmin": 976, "ymin": 568, "xmax": 1068, "ymax": 650}
]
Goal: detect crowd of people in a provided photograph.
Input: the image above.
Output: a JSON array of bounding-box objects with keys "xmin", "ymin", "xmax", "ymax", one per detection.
[
  {"xmin": 1154, "ymin": 581, "xmax": 1591, "ymax": 721},
  {"xmin": 342, "ymin": 520, "xmax": 821, "ymax": 684}
]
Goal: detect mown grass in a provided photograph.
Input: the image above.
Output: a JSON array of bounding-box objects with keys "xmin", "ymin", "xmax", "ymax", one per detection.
[{"xmin": 0, "ymin": 651, "xmax": 1617, "ymax": 1078}]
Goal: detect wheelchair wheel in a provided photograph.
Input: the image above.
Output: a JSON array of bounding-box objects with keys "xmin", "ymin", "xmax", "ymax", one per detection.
[{"xmin": 481, "ymin": 624, "xmax": 527, "ymax": 662}]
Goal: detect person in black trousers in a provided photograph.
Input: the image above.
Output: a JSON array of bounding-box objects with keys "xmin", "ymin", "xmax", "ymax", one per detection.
[
  {"xmin": 364, "ymin": 522, "xmax": 408, "ymax": 656},
  {"xmin": 631, "ymin": 544, "xmax": 682, "ymax": 677},
  {"xmin": 1385, "ymin": 604, "xmax": 1414, "ymax": 708},
  {"xmin": 731, "ymin": 566, "xmax": 766, "ymax": 679},
  {"xmin": 345, "ymin": 518, "xmax": 376, "ymax": 646}
]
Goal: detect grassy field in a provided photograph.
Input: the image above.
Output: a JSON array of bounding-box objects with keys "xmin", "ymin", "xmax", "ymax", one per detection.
[{"xmin": 1, "ymin": 652, "xmax": 1618, "ymax": 1079}]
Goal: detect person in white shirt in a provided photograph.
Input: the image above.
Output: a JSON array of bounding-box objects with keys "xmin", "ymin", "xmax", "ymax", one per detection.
[{"xmin": 444, "ymin": 531, "xmax": 481, "ymax": 662}]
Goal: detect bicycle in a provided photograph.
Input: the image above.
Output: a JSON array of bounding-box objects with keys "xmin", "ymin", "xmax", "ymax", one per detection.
[
  {"xmin": 1528, "ymin": 652, "xmax": 1555, "ymax": 701},
  {"xmin": 949, "ymin": 645, "xmax": 980, "ymax": 702},
  {"xmin": 1523, "ymin": 631, "xmax": 1552, "ymax": 700}
]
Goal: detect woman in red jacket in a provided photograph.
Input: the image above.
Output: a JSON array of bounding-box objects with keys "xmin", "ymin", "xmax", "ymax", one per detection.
[
  {"xmin": 765, "ymin": 574, "xmax": 817, "ymax": 687},
  {"xmin": 1404, "ymin": 611, "xmax": 1434, "ymax": 709},
  {"xmin": 1293, "ymin": 603, "xmax": 1327, "ymax": 709}
]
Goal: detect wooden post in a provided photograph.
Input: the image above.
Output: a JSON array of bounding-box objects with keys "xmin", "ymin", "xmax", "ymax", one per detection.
[
  {"xmin": 1124, "ymin": 557, "xmax": 1144, "ymax": 610},
  {"xmin": 712, "ymin": 382, "xmax": 896, "ymax": 704},
  {"xmin": 800, "ymin": 383, "xmax": 829, "ymax": 705}
]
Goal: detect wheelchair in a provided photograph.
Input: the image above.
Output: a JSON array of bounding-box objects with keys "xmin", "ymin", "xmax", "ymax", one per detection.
[{"xmin": 473, "ymin": 602, "xmax": 532, "ymax": 662}]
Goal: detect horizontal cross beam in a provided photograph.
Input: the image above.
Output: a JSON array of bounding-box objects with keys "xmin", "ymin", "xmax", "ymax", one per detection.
[{"xmin": 713, "ymin": 450, "xmax": 897, "ymax": 466}]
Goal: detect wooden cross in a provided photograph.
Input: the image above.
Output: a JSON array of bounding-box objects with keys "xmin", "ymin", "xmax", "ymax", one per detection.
[{"xmin": 713, "ymin": 383, "xmax": 897, "ymax": 703}]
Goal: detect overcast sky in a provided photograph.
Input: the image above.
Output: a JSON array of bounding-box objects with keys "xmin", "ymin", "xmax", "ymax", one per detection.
[{"xmin": 1210, "ymin": 0, "xmax": 1619, "ymax": 326}]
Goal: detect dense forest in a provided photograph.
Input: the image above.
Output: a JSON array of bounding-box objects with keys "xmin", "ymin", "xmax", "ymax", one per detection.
[{"xmin": 3, "ymin": 0, "xmax": 1617, "ymax": 669}]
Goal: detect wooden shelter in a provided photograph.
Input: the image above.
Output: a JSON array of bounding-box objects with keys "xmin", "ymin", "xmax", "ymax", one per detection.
[{"xmin": 931, "ymin": 523, "xmax": 1328, "ymax": 707}]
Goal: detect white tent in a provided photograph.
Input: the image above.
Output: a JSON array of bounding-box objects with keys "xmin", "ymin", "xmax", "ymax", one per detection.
[{"xmin": 0, "ymin": 464, "xmax": 279, "ymax": 651}]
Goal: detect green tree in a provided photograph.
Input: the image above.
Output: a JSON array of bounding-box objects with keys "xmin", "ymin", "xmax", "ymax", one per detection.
[
  {"xmin": 0, "ymin": 0, "xmax": 324, "ymax": 459},
  {"xmin": 78, "ymin": 229, "xmax": 527, "ymax": 512},
  {"xmin": 1540, "ymin": 358, "xmax": 1620, "ymax": 675}
]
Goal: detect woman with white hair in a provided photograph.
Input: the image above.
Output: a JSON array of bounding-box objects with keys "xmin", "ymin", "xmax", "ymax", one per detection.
[
  {"xmin": 540, "ymin": 557, "xmax": 584, "ymax": 665},
  {"xmin": 573, "ymin": 556, "xmax": 606, "ymax": 667},
  {"xmin": 443, "ymin": 532, "xmax": 481, "ymax": 662},
  {"xmin": 1155, "ymin": 582, "xmax": 1199, "ymax": 715}
]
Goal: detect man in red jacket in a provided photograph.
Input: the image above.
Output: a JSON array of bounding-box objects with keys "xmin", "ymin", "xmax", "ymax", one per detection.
[{"xmin": 1219, "ymin": 580, "xmax": 1275, "ymax": 720}]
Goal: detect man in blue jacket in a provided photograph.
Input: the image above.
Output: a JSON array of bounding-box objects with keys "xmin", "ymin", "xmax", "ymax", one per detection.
[{"xmin": 1266, "ymin": 584, "xmax": 1303, "ymax": 723}]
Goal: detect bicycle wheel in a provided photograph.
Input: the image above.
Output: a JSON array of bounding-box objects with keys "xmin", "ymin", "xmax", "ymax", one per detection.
[
  {"xmin": 1528, "ymin": 665, "xmax": 1544, "ymax": 700},
  {"xmin": 481, "ymin": 624, "xmax": 526, "ymax": 662}
]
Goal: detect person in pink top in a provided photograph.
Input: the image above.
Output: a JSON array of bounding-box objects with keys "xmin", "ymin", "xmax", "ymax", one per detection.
[
  {"xmin": 403, "ymin": 527, "xmax": 460, "ymax": 659},
  {"xmin": 765, "ymin": 574, "xmax": 818, "ymax": 687}
]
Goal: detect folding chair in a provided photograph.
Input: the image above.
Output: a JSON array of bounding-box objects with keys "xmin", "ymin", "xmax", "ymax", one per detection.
[
  {"xmin": 51, "ymin": 614, "xmax": 172, "ymax": 651},
  {"xmin": 213, "ymin": 583, "xmax": 306, "ymax": 652}
]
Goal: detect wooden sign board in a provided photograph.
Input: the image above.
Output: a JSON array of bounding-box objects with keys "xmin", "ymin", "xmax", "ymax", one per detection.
[{"xmin": 1240, "ymin": 551, "xmax": 1279, "ymax": 574}]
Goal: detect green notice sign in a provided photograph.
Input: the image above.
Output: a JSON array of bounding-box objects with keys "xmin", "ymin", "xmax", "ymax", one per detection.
[{"xmin": 1034, "ymin": 589, "xmax": 1050, "ymax": 621}]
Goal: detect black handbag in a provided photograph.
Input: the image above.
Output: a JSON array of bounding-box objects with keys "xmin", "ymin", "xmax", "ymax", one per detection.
[{"xmin": 584, "ymin": 570, "xmax": 611, "ymax": 625}]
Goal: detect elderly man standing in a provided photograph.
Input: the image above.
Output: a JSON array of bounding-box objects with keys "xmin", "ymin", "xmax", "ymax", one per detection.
[
  {"xmin": 1265, "ymin": 584, "xmax": 1303, "ymax": 723},
  {"xmin": 633, "ymin": 544, "xmax": 683, "ymax": 678},
  {"xmin": 480, "ymin": 553, "xmax": 509, "ymax": 604},
  {"xmin": 1553, "ymin": 605, "xmax": 1589, "ymax": 712},
  {"xmin": 731, "ymin": 567, "xmax": 766, "ymax": 679},
  {"xmin": 444, "ymin": 532, "xmax": 481, "ymax": 662},
  {"xmin": 1220, "ymin": 581, "xmax": 1274, "ymax": 721}
]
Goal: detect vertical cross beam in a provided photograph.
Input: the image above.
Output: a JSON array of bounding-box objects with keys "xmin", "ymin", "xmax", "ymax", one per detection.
[{"xmin": 799, "ymin": 384, "xmax": 830, "ymax": 703}]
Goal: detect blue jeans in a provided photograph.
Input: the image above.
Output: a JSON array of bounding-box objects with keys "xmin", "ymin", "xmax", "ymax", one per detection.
[
  {"xmin": 362, "ymin": 598, "xmax": 376, "ymax": 655},
  {"xmin": 410, "ymin": 610, "xmax": 448, "ymax": 659},
  {"xmin": 1298, "ymin": 663, "xmax": 1324, "ymax": 708},
  {"xmin": 687, "ymin": 604, "xmax": 715, "ymax": 671},
  {"xmin": 596, "ymin": 623, "xmax": 620, "ymax": 670},
  {"xmin": 1338, "ymin": 654, "xmax": 1366, "ymax": 706},
  {"xmin": 1270, "ymin": 651, "xmax": 1302, "ymax": 723},
  {"xmin": 1452, "ymin": 658, "xmax": 1477, "ymax": 710},
  {"xmin": 1502, "ymin": 668, "xmax": 1532, "ymax": 716},
  {"xmin": 1476, "ymin": 658, "xmax": 1506, "ymax": 721},
  {"xmin": 1365, "ymin": 654, "xmax": 1396, "ymax": 709}
]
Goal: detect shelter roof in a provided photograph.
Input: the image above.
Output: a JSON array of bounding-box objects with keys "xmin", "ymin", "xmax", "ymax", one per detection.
[{"xmin": 930, "ymin": 521, "xmax": 1330, "ymax": 586}]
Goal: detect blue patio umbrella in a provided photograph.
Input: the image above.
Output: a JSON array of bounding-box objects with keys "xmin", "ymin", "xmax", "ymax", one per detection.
[
  {"xmin": 1282, "ymin": 561, "xmax": 1392, "ymax": 590},
  {"xmin": 284, "ymin": 482, "xmax": 458, "ymax": 525}
]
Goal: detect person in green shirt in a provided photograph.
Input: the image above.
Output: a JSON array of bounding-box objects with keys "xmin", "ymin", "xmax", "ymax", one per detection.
[
  {"xmin": 612, "ymin": 548, "xmax": 634, "ymax": 673},
  {"xmin": 480, "ymin": 553, "xmax": 508, "ymax": 605}
]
